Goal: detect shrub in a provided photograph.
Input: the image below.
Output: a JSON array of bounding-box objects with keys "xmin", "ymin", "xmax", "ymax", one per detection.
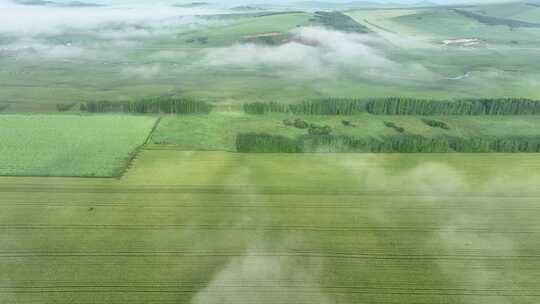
[
  {"xmin": 308, "ymin": 124, "xmax": 332, "ymax": 136},
  {"xmin": 341, "ymin": 120, "xmax": 356, "ymax": 127},
  {"xmin": 294, "ymin": 118, "xmax": 309, "ymax": 129},
  {"xmin": 56, "ymin": 102, "xmax": 78, "ymax": 112},
  {"xmin": 384, "ymin": 121, "xmax": 405, "ymax": 133},
  {"xmin": 422, "ymin": 119, "xmax": 451, "ymax": 130},
  {"xmin": 283, "ymin": 118, "xmax": 294, "ymax": 126}
]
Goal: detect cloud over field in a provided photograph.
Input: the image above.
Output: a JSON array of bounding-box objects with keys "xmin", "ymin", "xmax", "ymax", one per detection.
[
  {"xmin": 0, "ymin": 0, "xmax": 220, "ymax": 36},
  {"xmin": 0, "ymin": 0, "xmax": 225, "ymax": 60},
  {"xmin": 121, "ymin": 64, "xmax": 161, "ymax": 80},
  {"xmin": 191, "ymin": 245, "xmax": 331, "ymax": 304},
  {"xmin": 205, "ymin": 27, "xmax": 437, "ymax": 81}
]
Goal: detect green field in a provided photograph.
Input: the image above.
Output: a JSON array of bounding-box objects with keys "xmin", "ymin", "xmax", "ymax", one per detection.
[
  {"xmin": 2, "ymin": 1, "xmax": 540, "ymax": 302},
  {"xmin": 3, "ymin": 3, "xmax": 540, "ymax": 112},
  {"xmin": 149, "ymin": 112, "xmax": 540, "ymax": 151},
  {"xmin": 0, "ymin": 115, "xmax": 157, "ymax": 177},
  {"xmin": 1, "ymin": 150, "xmax": 539, "ymax": 303}
]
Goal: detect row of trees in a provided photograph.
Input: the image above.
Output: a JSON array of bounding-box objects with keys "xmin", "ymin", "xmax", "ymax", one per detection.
[
  {"xmin": 82, "ymin": 97, "xmax": 213, "ymax": 114},
  {"xmin": 244, "ymin": 98, "xmax": 540, "ymax": 116},
  {"xmin": 236, "ymin": 133, "xmax": 540, "ymax": 153},
  {"xmin": 290, "ymin": 99, "xmax": 367, "ymax": 115},
  {"xmin": 366, "ymin": 98, "xmax": 540, "ymax": 115},
  {"xmin": 449, "ymin": 137, "xmax": 540, "ymax": 153},
  {"xmin": 301, "ymin": 135, "xmax": 452, "ymax": 153},
  {"xmin": 243, "ymin": 99, "xmax": 367, "ymax": 115},
  {"xmin": 236, "ymin": 133, "xmax": 302, "ymax": 153},
  {"xmin": 244, "ymin": 102, "xmax": 289, "ymax": 114}
]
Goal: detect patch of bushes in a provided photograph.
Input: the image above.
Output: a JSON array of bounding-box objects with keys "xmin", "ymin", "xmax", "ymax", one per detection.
[
  {"xmin": 422, "ymin": 119, "xmax": 450, "ymax": 130},
  {"xmin": 341, "ymin": 120, "xmax": 356, "ymax": 127},
  {"xmin": 283, "ymin": 118, "xmax": 310, "ymax": 129},
  {"xmin": 310, "ymin": 11, "xmax": 370, "ymax": 33},
  {"xmin": 308, "ymin": 124, "xmax": 332, "ymax": 136},
  {"xmin": 56, "ymin": 102, "xmax": 78, "ymax": 112},
  {"xmin": 82, "ymin": 97, "xmax": 213, "ymax": 114},
  {"xmin": 0, "ymin": 104, "xmax": 9, "ymax": 113},
  {"xmin": 283, "ymin": 118, "xmax": 294, "ymax": 127},
  {"xmin": 283, "ymin": 118, "xmax": 332, "ymax": 134},
  {"xmin": 384, "ymin": 121, "xmax": 405, "ymax": 133},
  {"xmin": 294, "ymin": 118, "xmax": 309, "ymax": 129}
]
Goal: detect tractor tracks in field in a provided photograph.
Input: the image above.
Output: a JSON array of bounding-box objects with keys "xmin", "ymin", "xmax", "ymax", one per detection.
[
  {"xmin": 0, "ymin": 183, "xmax": 539, "ymax": 198},
  {"xmin": 2, "ymin": 224, "xmax": 540, "ymax": 235},
  {"xmin": 2, "ymin": 250, "xmax": 540, "ymax": 261},
  {"xmin": 1, "ymin": 284, "xmax": 540, "ymax": 297}
]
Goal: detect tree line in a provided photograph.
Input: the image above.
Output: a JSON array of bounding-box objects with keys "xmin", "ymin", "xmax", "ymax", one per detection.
[
  {"xmin": 244, "ymin": 98, "xmax": 540, "ymax": 116},
  {"xmin": 236, "ymin": 133, "xmax": 302, "ymax": 153},
  {"xmin": 243, "ymin": 98, "xmax": 367, "ymax": 115},
  {"xmin": 81, "ymin": 97, "xmax": 213, "ymax": 114},
  {"xmin": 366, "ymin": 98, "xmax": 540, "ymax": 115},
  {"xmin": 236, "ymin": 133, "xmax": 540, "ymax": 153}
]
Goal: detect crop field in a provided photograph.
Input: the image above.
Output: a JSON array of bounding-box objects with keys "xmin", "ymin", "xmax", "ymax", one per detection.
[
  {"xmin": 0, "ymin": 115, "xmax": 157, "ymax": 177},
  {"xmin": 149, "ymin": 112, "xmax": 540, "ymax": 151},
  {"xmin": 2, "ymin": 1, "xmax": 540, "ymax": 303},
  {"xmin": 1, "ymin": 150, "xmax": 539, "ymax": 303}
]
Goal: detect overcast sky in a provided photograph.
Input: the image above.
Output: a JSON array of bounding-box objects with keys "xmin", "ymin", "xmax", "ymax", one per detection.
[{"xmin": 5, "ymin": 0, "xmax": 521, "ymax": 4}]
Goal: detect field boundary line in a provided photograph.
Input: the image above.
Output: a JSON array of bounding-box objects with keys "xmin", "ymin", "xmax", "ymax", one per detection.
[{"xmin": 115, "ymin": 116, "xmax": 163, "ymax": 179}]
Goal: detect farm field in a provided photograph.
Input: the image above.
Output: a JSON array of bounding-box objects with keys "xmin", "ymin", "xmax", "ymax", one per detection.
[
  {"xmin": 0, "ymin": 115, "xmax": 157, "ymax": 177},
  {"xmin": 150, "ymin": 112, "xmax": 540, "ymax": 151},
  {"xmin": 2, "ymin": 1, "xmax": 540, "ymax": 303},
  {"xmin": 1, "ymin": 150, "xmax": 540, "ymax": 303}
]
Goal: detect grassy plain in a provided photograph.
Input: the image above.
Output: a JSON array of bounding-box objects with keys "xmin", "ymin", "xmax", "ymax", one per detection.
[
  {"xmin": 1, "ymin": 150, "xmax": 539, "ymax": 303},
  {"xmin": 150, "ymin": 112, "xmax": 540, "ymax": 151},
  {"xmin": 3, "ymin": 5, "xmax": 540, "ymax": 112},
  {"xmin": 0, "ymin": 115, "xmax": 157, "ymax": 177}
]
